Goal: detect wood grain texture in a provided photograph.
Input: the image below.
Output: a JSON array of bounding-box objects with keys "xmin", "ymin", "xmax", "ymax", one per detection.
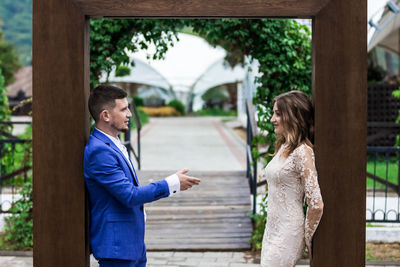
[
  {"xmin": 139, "ymin": 171, "xmax": 252, "ymax": 250},
  {"xmin": 72, "ymin": 0, "xmax": 330, "ymax": 17},
  {"xmin": 33, "ymin": 0, "xmax": 89, "ymax": 266},
  {"xmin": 312, "ymin": 0, "xmax": 367, "ymax": 266},
  {"xmin": 33, "ymin": 0, "xmax": 366, "ymax": 265}
]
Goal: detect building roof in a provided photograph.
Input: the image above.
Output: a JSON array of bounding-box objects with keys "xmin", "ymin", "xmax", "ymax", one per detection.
[{"xmin": 6, "ymin": 65, "xmax": 32, "ymax": 98}]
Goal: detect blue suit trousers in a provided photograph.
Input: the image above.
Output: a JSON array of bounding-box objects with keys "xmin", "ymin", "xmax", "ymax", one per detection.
[{"xmin": 98, "ymin": 257, "xmax": 146, "ymax": 267}]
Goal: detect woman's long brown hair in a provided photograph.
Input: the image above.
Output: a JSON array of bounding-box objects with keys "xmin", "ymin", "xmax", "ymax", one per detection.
[{"xmin": 273, "ymin": 90, "xmax": 314, "ymax": 157}]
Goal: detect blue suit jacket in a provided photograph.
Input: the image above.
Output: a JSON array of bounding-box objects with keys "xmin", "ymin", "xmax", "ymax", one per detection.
[{"xmin": 84, "ymin": 128, "xmax": 170, "ymax": 260}]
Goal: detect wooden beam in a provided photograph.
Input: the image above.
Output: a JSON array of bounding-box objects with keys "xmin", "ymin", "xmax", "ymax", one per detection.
[
  {"xmin": 312, "ymin": 0, "xmax": 366, "ymax": 266},
  {"xmin": 33, "ymin": 0, "xmax": 366, "ymax": 266},
  {"xmin": 33, "ymin": 0, "xmax": 90, "ymax": 265},
  {"xmin": 72, "ymin": 0, "xmax": 330, "ymax": 17}
]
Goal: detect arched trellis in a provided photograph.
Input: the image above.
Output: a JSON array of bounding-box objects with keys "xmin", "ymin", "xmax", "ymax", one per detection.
[{"xmin": 33, "ymin": 1, "xmax": 366, "ymax": 266}]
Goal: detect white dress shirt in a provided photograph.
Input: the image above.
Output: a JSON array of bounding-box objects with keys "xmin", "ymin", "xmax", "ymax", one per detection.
[{"xmin": 96, "ymin": 128, "xmax": 180, "ymax": 196}]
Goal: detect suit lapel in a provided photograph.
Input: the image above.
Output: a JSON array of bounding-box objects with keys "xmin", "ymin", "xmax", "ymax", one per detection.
[{"xmin": 92, "ymin": 129, "xmax": 139, "ymax": 185}]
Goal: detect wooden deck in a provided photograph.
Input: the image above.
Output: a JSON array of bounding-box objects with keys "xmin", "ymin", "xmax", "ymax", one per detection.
[{"xmin": 139, "ymin": 170, "xmax": 252, "ymax": 251}]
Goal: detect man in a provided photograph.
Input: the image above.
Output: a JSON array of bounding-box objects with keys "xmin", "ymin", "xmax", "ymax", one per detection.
[{"xmin": 84, "ymin": 84, "xmax": 200, "ymax": 267}]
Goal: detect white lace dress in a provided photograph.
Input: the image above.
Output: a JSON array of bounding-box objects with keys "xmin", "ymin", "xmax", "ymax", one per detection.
[{"xmin": 260, "ymin": 144, "xmax": 323, "ymax": 267}]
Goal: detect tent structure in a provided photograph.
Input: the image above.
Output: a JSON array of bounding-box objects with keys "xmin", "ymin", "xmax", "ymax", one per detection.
[
  {"xmin": 100, "ymin": 57, "xmax": 172, "ymax": 91},
  {"xmin": 368, "ymin": 0, "xmax": 400, "ymax": 53},
  {"xmin": 191, "ymin": 58, "xmax": 247, "ymax": 111}
]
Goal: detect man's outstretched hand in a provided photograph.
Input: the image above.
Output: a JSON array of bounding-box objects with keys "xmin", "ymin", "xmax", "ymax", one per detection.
[{"xmin": 176, "ymin": 169, "xmax": 201, "ymax": 191}]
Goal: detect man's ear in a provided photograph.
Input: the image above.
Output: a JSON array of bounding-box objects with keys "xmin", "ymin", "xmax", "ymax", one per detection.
[{"xmin": 99, "ymin": 109, "xmax": 110, "ymax": 122}]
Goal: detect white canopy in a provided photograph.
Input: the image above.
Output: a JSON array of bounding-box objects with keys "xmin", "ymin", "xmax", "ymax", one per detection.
[
  {"xmin": 100, "ymin": 57, "xmax": 171, "ymax": 90},
  {"xmin": 127, "ymin": 33, "xmax": 227, "ymax": 92},
  {"xmin": 191, "ymin": 58, "xmax": 246, "ymax": 95},
  {"xmin": 368, "ymin": 0, "xmax": 400, "ymax": 53}
]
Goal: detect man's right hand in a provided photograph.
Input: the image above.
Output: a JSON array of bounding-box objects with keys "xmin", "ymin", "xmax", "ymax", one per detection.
[{"xmin": 176, "ymin": 169, "xmax": 201, "ymax": 191}]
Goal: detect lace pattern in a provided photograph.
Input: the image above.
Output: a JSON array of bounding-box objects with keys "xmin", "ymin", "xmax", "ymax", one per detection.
[{"xmin": 260, "ymin": 144, "xmax": 323, "ymax": 267}]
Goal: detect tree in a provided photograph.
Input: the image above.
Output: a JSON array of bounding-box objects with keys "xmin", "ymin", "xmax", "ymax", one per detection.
[
  {"xmin": 0, "ymin": 25, "xmax": 21, "ymax": 86},
  {"xmin": 0, "ymin": 67, "xmax": 11, "ymax": 128},
  {"xmin": 90, "ymin": 19, "xmax": 187, "ymax": 88},
  {"xmin": 190, "ymin": 19, "xmax": 312, "ymax": 154},
  {"xmin": 90, "ymin": 19, "xmax": 312, "ymax": 153},
  {"xmin": 0, "ymin": 0, "xmax": 32, "ymax": 65}
]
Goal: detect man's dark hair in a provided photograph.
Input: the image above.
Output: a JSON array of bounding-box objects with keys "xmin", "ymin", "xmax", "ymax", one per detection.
[{"xmin": 89, "ymin": 84, "xmax": 127, "ymax": 122}]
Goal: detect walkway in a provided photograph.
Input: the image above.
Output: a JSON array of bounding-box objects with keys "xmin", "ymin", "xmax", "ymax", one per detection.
[
  {"xmin": 140, "ymin": 170, "xmax": 252, "ymax": 250},
  {"xmin": 133, "ymin": 117, "xmax": 251, "ymax": 250},
  {"xmin": 1, "ymin": 253, "xmax": 400, "ymax": 267},
  {"xmin": 132, "ymin": 117, "xmax": 246, "ymax": 171}
]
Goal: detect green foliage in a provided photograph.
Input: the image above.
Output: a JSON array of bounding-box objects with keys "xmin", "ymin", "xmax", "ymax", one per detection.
[
  {"xmin": 196, "ymin": 107, "xmax": 237, "ymax": 117},
  {"xmin": 90, "ymin": 19, "xmax": 187, "ymax": 88},
  {"xmin": 392, "ymin": 87, "xmax": 400, "ymax": 146},
  {"xmin": 0, "ymin": 68, "xmax": 14, "ymax": 177},
  {"xmin": 90, "ymin": 19, "xmax": 311, "ymax": 152},
  {"xmin": 115, "ymin": 65, "xmax": 131, "ymax": 77},
  {"xmin": 189, "ymin": 19, "xmax": 312, "ymax": 154},
  {"xmin": 2, "ymin": 176, "xmax": 33, "ymax": 250},
  {"xmin": 167, "ymin": 99, "xmax": 185, "ymax": 115},
  {"xmin": 0, "ymin": 124, "xmax": 32, "ymax": 250},
  {"xmin": 368, "ymin": 61, "xmax": 386, "ymax": 83},
  {"xmin": 90, "ymin": 19, "xmax": 312, "ymax": 250},
  {"xmin": 130, "ymin": 107, "xmax": 149, "ymax": 129},
  {"xmin": 201, "ymin": 87, "xmax": 230, "ymax": 105},
  {"xmin": 249, "ymin": 193, "xmax": 268, "ymax": 250},
  {"xmin": 0, "ymin": 26, "xmax": 21, "ymax": 86},
  {"xmin": 0, "ymin": 67, "xmax": 11, "ymax": 126},
  {"xmin": 132, "ymin": 96, "xmax": 144, "ymax": 107},
  {"xmin": 0, "ymin": 0, "xmax": 32, "ymax": 65},
  {"xmin": 366, "ymin": 156, "xmax": 399, "ymax": 188}
]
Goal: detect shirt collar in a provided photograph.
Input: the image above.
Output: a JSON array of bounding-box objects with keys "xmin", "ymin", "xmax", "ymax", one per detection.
[{"xmin": 95, "ymin": 128, "xmax": 122, "ymax": 148}]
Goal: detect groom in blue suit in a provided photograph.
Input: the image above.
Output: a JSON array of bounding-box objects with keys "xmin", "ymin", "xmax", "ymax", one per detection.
[{"xmin": 84, "ymin": 85, "xmax": 200, "ymax": 267}]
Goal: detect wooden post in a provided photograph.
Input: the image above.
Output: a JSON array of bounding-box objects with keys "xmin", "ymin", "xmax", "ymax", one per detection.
[
  {"xmin": 312, "ymin": 0, "xmax": 367, "ymax": 266},
  {"xmin": 33, "ymin": 0, "xmax": 366, "ymax": 266},
  {"xmin": 33, "ymin": 0, "xmax": 90, "ymax": 266}
]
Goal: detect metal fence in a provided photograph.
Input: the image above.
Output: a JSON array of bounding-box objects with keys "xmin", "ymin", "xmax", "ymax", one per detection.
[
  {"xmin": 0, "ymin": 121, "xmax": 32, "ymax": 215},
  {"xmin": 366, "ymin": 146, "xmax": 400, "ymax": 222}
]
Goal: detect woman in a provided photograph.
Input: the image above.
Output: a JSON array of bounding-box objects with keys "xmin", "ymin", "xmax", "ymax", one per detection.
[{"xmin": 260, "ymin": 90, "xmax": 324, "ymax": 267}]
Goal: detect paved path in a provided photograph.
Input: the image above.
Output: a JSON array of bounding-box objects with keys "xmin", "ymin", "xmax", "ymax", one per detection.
[
  {"xmin": 132, "ymin": 117, "xmax": 246, "ymax": 171},
  {"xmin": 130, "ymin": 117, "xmax": 252, "ymax": 250},
  {"xmin": 1, "ymin": 253, "xmax": 399, "ymax": 267}
]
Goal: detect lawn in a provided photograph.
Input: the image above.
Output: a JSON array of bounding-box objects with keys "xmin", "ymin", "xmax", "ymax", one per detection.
[{"xmin": 366, "ymin": 157, "xmax": 399, "ymax": 189}]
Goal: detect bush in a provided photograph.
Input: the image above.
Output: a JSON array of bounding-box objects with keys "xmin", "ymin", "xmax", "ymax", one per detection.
[
  {"xmin": 115, "ymin": 65, "xmax": 131, "ymax": 77},
  {"xmin": 1, "ymin": 176, "xmax": 33, "ymax": 250},
  {"xmin": 141, "ymin": 106, "xmax": 180, "ymax": 117},
  {"xmin": 249, "ymin": 193, "xmax": 267, "ymax": 250},
  {"xmin": 131, "ymin": 107, "xmax": 149, "ymax": 129},
  {"xmin": 196, "ymin": 107, "xmax": 237, "ymax": 117},
  {"xmin": 0, "ymin": 124, "xmax": 33, "ymax": 250},
  {"xmin": 132, "ymin": 96, "xmax": 144, "ymax": 107},
  {"xmin": 167, "ymin": 99, "xmax": 185, "ymax": 115}
]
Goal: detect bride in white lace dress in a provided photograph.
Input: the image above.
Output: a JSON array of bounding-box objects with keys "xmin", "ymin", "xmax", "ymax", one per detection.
[{"xmin": 261, "ymin": 91, "xmax": 324, "ymax": 267}]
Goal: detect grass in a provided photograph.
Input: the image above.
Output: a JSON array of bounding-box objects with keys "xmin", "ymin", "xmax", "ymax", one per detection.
[
  {"xmin": 366, "ymin": 242, "xmax": 400, "ymax": 261},
  {"xmin": 366, "ymin": 157, "xmax": 399, "ymax": 189},
  {"xmin": 195, "ymin": 107, "xmax": 237, "ymax": 117}
]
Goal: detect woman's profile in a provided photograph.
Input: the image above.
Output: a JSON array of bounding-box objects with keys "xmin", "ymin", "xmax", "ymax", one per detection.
[{"xmin": 260, "ymin": 90, "xmax": 324, "ymax": 267}]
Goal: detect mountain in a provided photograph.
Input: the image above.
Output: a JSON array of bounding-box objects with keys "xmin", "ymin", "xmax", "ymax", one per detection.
[{"xmin": 0, "ymin": 0, "xmax": 32, "ymax": 65}]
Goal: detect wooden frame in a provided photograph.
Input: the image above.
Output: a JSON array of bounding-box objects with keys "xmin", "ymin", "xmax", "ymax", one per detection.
[{"xmin": 33, "ymin": 0, "xmax": 366, "ymax": 266}]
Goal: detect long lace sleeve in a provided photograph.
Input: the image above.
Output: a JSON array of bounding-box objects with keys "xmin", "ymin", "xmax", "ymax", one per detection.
[{"xmin": 298, "ymin": 145, "xmax": 324, "ymax": 249}]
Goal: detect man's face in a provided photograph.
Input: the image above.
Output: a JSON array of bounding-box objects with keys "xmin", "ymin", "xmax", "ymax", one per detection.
[{"xmin": 108, "ymin": 98, "xmax": 132, "ymax": 133}]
